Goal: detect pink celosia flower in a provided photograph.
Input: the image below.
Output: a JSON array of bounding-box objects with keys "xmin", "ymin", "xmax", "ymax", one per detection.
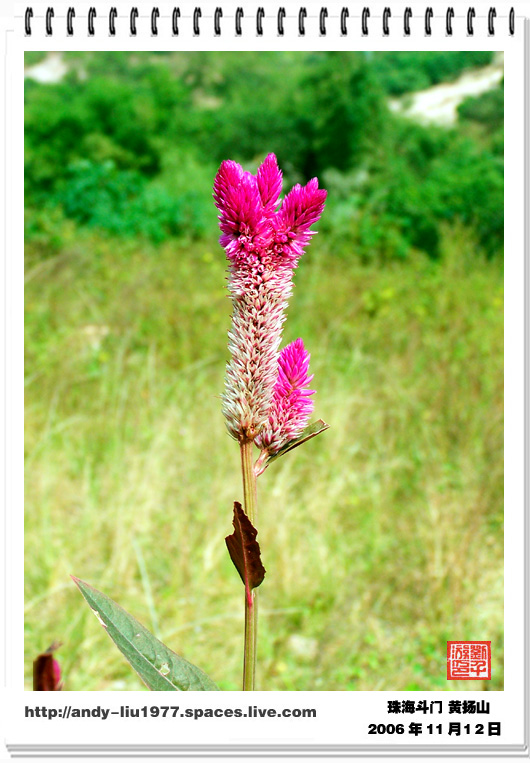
[
  {"xmin": 255, "ymin": 338, "xmax": 315, "ymax": 455},
  {"xmin": 214, "ymin": 154, "xmax": 326, "ymax": 442}
]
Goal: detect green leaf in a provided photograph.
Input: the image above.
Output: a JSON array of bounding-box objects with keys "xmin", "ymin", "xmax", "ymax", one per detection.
[
  {"xmin": 258, "ymin": 419, "xmax": 330, "ymax": 474},
  {"xmin": 72, "ymin": 577, "xmax": 220, "ymax": 691},
  {"xmin": 225, "ymin": 502, "xmax": 266, "ymax": 605}
]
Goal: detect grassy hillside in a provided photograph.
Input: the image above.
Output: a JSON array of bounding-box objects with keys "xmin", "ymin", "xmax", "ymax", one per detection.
[{"xmin": 25, "ymin": 227, "xmax": 503, "ymax": 690}]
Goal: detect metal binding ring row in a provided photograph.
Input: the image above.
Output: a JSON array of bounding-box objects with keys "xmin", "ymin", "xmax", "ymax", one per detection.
[{"xmin": 22, "ymin": 5, "xmax": 515, "ymax": 37}]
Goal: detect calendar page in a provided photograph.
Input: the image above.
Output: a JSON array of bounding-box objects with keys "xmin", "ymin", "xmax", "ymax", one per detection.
[{"xmin": 0, "ymin": 1, "xmax": 528, "ymax": 759}]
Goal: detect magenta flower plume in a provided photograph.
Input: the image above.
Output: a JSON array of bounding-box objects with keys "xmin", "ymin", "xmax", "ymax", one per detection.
[
  {"xmin": 255, "ymin": 338, "xmax": 315, "ymax": 455},
  {"xmin": 214, "ymin": 154, "xmax": 326, "ymax": 442}
]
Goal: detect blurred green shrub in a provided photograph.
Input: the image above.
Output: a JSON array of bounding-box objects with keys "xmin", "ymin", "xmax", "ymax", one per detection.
[
  {"xmin": 370, "ymin": 51, "xmax": 495, "ymax": 96},
  {"xmin": 458, "ymin": 79, "xmax": 504, "ymax": 133},
  {"xmin": 55, "ymin": 161, "xmax": 144, "ymax": 230},
  {"xmin": 24, "ymin": 52, "xmax": 47, "ymax": 67},
  {"xmin": 321, "ymin": 116, "xmax": 503, "ymax": 261},
  {"xmin": 24, "ymin": 51, "xmax": 503, "ymax": 260},
  {"xmin": 24, "ymin": 67, "xmax": 192, "ymax": 204},
  {"xmin": 47, "ymin": 156, "xmax": 212, "ymax": 243},
  {"xmin": 24, "ymin": 206, "xmax": 77, "ymax": 259}
]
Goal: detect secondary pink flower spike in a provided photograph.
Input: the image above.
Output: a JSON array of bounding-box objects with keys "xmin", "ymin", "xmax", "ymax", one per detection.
[
  {"xmin": 255, "ymin": 338, "xmax": 315, "ymax": 455},
  {"xmin": 214, "ymin": 154, "xmax": 326, "ymax": 445}
]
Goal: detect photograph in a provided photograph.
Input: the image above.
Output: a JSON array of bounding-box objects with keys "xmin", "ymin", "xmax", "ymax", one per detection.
[{"xmin": 24, "ymin": 49, "xmax": 504, "ymax": 691}]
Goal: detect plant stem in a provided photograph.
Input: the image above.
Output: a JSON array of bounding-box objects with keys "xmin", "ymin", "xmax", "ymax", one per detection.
[{"xmin": 240, "ymin": 439, "xmax": 258, "ymax": 691}]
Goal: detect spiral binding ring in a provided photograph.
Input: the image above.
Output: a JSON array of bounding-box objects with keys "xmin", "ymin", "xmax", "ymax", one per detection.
[
  {"xmin": 319, "ymin": 7, "xmax": 327, "ymax": 35},
  {"xmin": 340, "ymin": 7, "xmax": 348, "ymax": 35},
  {"xmin": 383, "ymin": 7, "xmax": 391, "ymax": 35},
  {"xmin": 66, "ymin": 6, "xmax": 75, "ymax": 35},
  {"xmin": 235, "ymin": 7, "xmax": 243, "ymax": 35},
  {"xmin": 404, "ymin": 7, "xmax": 412, "ymax": 35},
  {"xmin": 214, "ymin": 7, "xmax": 222, "ymax": 35},
  {"xmin": 256, "ymin": 7, "xmax": 264, "ymax": 35},
  {"xmin": 45, "ymin": 6, "xmax": 53, "ymax": 35},
  {"xmin": 488, "ymin": 7, "xmax": 496, "ymax": 35},
  {"xmin": 172, "ymin": 7, "xmax": 180, "ymax": 35},
  {"xmin": 277, "ymin": 7, "xmax": 285, "ymax": 36},
  {"xmin": 22, "ymin": 4, "xmax": 515, "ymax": 38},
  {"xmin": 361, "ymin": 7, "xmax": 369, "ymax": 35},
  {"xmin": 88, "ymin": 6, "xmax": 96, "ymax": 35},
  {"xmin": 130, "ymin": 6, "xmax": 138, "ymax": 35},
  {"xmin": 298, "ymin": 7, "xmax": 306, "ymax": 35},
  {"xmin": 425, "ymin": 6, "xmax": 433, "ymax": 35},
  {"xmin": 152, "ymin": 7, "xmax": 159, "ymax": 35},
  {"xmin": 467, "ymin": 7, "xmax": 475, "ymax": 35},
  {"xmin": 446, "ymin": 7, "xmax": 454, "ymax": 35},
  {"xmin": 193, "ymin": 6, "xmax": 201, "ymax": 35},
  {"xmin": 24, "ymin": 6, "xmax": 33, "ymax": 35}
]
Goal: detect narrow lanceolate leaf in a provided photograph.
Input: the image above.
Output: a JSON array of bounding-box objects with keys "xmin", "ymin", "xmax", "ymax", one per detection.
[
  {"xmin": 225, "ymin": 502, "xmax": 265, "ymax": 606},
  {"xmin": 72, "ymin": 577, "xmax": 219, "ymax": 691},
  {"xmin": 260, "ymin": 419, "xmax": 330, "ymax": 473}
]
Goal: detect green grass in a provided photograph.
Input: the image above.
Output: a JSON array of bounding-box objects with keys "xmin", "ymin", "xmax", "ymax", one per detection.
[{"xmin": 24, "ymin": 228, "xmax": 503, "ymax": 691}]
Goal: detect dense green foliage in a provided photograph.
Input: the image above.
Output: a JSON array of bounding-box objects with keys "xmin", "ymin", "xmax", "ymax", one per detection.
[
  {"xmin": 369, "ymin": 51, "xmax": 494, "ymax": 95},
  {"xmin": 458, "ymin": 78, "xmax": 504, "ymax": 132},
  {"xmin": 25, "ymin": 51, "xmax": 503, "ymax": 259}
]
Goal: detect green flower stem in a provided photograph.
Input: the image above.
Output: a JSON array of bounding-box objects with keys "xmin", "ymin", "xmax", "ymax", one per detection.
[{"xmin": 240, "ymin": 439, "xmax": 258, "ymax": 691}]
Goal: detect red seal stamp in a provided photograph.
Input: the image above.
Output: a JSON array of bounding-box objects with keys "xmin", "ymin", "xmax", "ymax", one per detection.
[{"xmin": 447, "ymin": 641, "xmax": 491, "ymax": 680}]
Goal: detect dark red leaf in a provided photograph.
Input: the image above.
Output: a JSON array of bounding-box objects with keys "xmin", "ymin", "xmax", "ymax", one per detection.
[
  {"xmin": 33, "ymin": 642, "xmax": 63, "ymax": 691},
  {"xmin": 225, "ymin": 502, "xmax": 266, "ymax": 606}
]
